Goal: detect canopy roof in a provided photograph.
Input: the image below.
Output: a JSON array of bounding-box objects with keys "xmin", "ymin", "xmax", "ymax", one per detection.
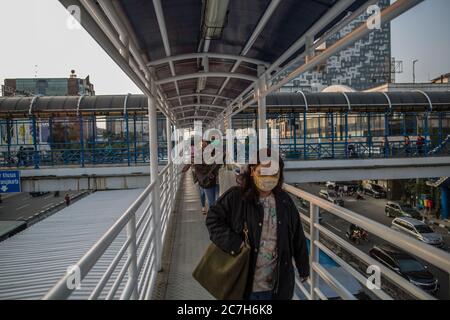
[
  {"xmin": 1, "ymin": 91, "xmax": 449, "ymax": 117},
  {"xmin": 57, "ymin": 0, "xmax": 371, "ymax": 125}
]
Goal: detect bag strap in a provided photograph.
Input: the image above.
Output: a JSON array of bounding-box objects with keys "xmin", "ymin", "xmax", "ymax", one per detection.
[{"xmin": 243, "ymin": 205, "xmax": 250, "ymax": 247}]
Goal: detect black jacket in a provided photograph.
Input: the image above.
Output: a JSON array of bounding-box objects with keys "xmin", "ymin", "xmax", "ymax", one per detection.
[{"xmin": 206, "ymin": 186, "xmax": 309, "ymax": 300}]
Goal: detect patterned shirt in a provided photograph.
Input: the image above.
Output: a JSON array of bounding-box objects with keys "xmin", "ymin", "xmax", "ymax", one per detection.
[{"xmin": 252, "ymin": 194, "xmax": 278, "ymax": 293}]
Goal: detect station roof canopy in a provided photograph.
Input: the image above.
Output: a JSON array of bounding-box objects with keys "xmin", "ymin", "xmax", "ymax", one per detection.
[
  {"xmin": 1, "ymin": 91, "xmax": 450, "ymax": 117},
  {"xmin": 57, "ymin": 0, "xmax": 371, "ymax": 125}
]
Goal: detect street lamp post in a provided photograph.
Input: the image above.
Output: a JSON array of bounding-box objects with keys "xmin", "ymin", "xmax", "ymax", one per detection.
[{"xmin": 413, "ymin": 59, "xmax": 419, "ymax": 84}]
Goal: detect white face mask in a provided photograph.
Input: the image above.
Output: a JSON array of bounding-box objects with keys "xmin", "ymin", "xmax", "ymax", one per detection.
[{"xmin": 253, "ymin": 173, "xmax": 280, "ymax": 192}]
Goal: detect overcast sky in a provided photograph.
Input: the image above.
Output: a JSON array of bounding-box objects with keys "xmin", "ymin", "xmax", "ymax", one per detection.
[{"xmin": 0, "ymin": 0, "xmax": 449, "ymax": 95}]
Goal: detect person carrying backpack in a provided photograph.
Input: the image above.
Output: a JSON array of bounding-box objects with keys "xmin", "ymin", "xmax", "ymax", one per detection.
[{"xmin": 183, "ymin": 140, "xmax": 221, "ymax": 214}]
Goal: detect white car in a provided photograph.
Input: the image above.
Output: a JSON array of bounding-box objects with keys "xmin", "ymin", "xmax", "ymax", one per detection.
[
  {"xmin": 319, "ymin": 189, "xmax": 344, "ymax": 207},
  {"xmin": 326, "ymin": 181, "xmax": 336, "ymax": 189},
  {"xmin": 391, "ymin": 217, "xmax": 444, "ymax": 247}
]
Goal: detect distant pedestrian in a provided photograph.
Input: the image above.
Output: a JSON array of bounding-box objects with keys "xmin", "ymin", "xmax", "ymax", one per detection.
[
  {"xmin": 404, "ymin": 136, "xmax": 411, "ymax": 157},
  {"xmin": 417, "ymin": 135, "xmax": 425, "ymax": 156},
  {"xmin": 64, "ymin": 193, "xmax": 71, "ymax": 206},
  {"xmin": 17, "ymin": 146, "xmax": 26, "ymax": 167}
]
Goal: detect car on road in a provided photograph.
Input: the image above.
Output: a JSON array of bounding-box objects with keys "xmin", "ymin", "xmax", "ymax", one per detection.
[
  {"xmin": 369, "ymin": 244, "xmax": 439, "ymax": 295},
  {"xmin": 391, "ymin": 217, "xmax": 444, "ymax": 247},
  {"xmin": 319, "ymin": 189, "xmax": 344, "ymax": 207},
  {"xmin": 363, "ymin": 183, "xmax": 386, "ymax": 199},
  {"xmin": 326, "ymin": 181, "xmax": 358, "ymax": 193},
  {"xmin": 385, "ymin": 202, "xmax": 422, "ymax": 220},
  {"xmin": 326, "ymin": 181, "xmax": 336, "ymax": 189}
]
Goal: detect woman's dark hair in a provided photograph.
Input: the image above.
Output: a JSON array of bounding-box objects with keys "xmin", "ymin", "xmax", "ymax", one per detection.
[{"xmin": 236, "ymin": 150, "xmax": 285, "ymax": 203}]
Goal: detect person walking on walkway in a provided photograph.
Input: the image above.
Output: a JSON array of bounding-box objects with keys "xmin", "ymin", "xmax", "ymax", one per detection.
[
  {"xmin": 183, "ymin": 139, "xmax": 221, "ymax": 214},
  {"xmin": 404, "ymin": 136, "xmax": 411, "ymax": 157},
  {"xmin": 206, "ymin": 152, "xmax": 309, "ymax": 300},
  {"xmin": 417, "ymin": 134, "xmax": 425, "ymax": 156},
  {"xmin": 64, "ymin": 193, "xmax": 71, "ymax": 206},
  {"xmin": 17, "ymin": 146, "xmax": 26, "ymax": 167}
]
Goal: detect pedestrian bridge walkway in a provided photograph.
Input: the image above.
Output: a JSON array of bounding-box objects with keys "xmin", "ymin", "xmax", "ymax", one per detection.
[
  {"xmin": 0, "ymin": 188, "xmax": 144, "ymax": 299},
  {"xmin": 13, "ymin": 156, "xmax": 450, "ymax": 192},
  {"xmin": 152, "ymin": 170, "xmax": 213, "ymax": 300},
  {"xmin": 1, "ymin": 163, "xmax": 450, "ymax": 300}
]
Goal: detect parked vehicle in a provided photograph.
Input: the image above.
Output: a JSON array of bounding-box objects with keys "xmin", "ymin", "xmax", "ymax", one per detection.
[
  {"xmin": 385, "ymin": 202, "xmax": 422, "ymax": 220},
  {"xmin": 319, "ymin": 189, "xmax": 344, "ymax": 207},
  {"xmin": 326, "ymin": 181, "xmax": 336, "ymax": 189},
  {"xmin": 363, "ymin": 183, "xmax": 386, "ymax": 199},
  {"xmin": 326, "ymin": 181, "xmax": 358, "ymax": 194},
  {"xmin": 369, "ymin": 244, "xmax": 439, "ymax": 295},
  {"xmin": 391, "ymin": 217, "xmax": 444, "ymax": 247}
]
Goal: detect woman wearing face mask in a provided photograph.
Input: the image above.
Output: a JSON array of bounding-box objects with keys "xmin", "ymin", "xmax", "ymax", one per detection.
[{"xmin": 205, "ymin": 153, "xmax": 309, "ymax": 300}]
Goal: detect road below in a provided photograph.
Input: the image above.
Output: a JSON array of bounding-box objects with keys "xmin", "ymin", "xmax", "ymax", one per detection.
[
  {"xmin": 0, "ymin": 191, "xmax": 80, "ymax": 222},
  {"xmin": 294, "ymin": 182, "xmax": 450, "ymax": 300}
]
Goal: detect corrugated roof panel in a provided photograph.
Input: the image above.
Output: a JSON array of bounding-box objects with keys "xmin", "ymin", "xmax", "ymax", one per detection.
[{"xmin": 0, "ymin": 189, "xmax": 146, "ymax": 300}]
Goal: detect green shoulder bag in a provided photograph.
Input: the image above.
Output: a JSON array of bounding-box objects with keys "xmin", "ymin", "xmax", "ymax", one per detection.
[{"xmin": 192, "ymin": 223, "xmax": 250, "ymax": 300}]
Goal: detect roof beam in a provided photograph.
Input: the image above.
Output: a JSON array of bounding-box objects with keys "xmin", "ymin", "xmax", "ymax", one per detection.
[
  {"xmin": 171, "ymin": 104, "xmax": 226, "ymax": 112},
  {"xmin": 71, "ymin": 0, "xmax": 175, "ymax": 122},
  {"xmin": 229, "ymin": 0, "xmax": 425, "ymax": 119},
  {"xmin": 218, "ymin": 0, "xmax": 375, "ymax": 122},
  {"xmin": 211, "ymin": 0, "xmax": 282, "ymax": 106},
  {"xmin": 147, "ymin": 53, "xmax": 269, "ymax": 67},
  {"xmin": 177, "ymin": 115, "xmax": 216, "ymax": 121},
  {"xmin": 156, "ymin": 72, "xmax": 258, "ymax": 85},
  {"xmin": 151, "ymin": 0, "xmax": 184, "ymax": 109},
  {"xmin": 166, "ymin": 94, "xmax": 232, "ymax": 101},
  {"xmin": 174, "ymin": 110, "xmax": 220, "ymax": 117}
]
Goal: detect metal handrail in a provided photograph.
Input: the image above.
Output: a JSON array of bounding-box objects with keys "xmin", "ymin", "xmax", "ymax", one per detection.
[
  {"xmin": 283, "ymin": 183, "xmax": 450, "ymax": 300},
  {"xmin": 43, "ymin": 162, "xmax": 180, "ymax": 300}
]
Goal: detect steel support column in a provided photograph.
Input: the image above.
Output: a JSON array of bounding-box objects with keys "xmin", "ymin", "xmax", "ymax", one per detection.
[
  {"xmin": 257, "ymin": 66, "xmax": 267, "ymax": 148},
  {"xmin": 438, "ymin": 112, "xmax": 443, "ymax": 145},
  {"xmin": 330, "ymin": 113, "xmax": 335, "ymax": 159},
  {"xmin": 345, "ymin": 113, "xmax": 349, "ymax": 159},
  {"xmin": 424, "ymin": 112, "xmax": 429, "ymax": 156},
  {"xmin": 125, "ymin": 113, "xmax": 131, "ymax": 166},
  {"xmin": 384, "ymin": 113, "xmax": 390, "ymax": 158},
  {"xmin": 133, "ymin": 115, "xmax": 138, "ymax": 164},
  {"xmin": 303, "ymin": 112, "xmax": 307, "ymax": 160},
  {"xmin": 79, "ymin": 115, "xmax": 85, "ymax": 168},
  {"xmin": 91, "ymin": 115, "xmax": 96, "ymax": 164},
  {"xmin": 6, "ymin": 119, "xmax": 12, "ymax": 166},
  {"xmin": 31, "ymin": 116, "xmax": 39, "ymax": 169},
  {"xmin": 293, "ymin": 113, "xmax": 297, "ymax": 156},
  {"xmin": 368, "ymin": 113, "xmax": 372, "ymax": 158},
  {"xmin": 48, "ymin": 118, "xmax": 54, "ymax": 166},
  {"xmin": 148, "ymin": 80, "xmax": 163, "ymax": 272}
]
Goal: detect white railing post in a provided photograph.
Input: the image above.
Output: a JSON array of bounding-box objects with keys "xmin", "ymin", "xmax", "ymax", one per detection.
[
  {"xmin": 147, "ymin": 78, "xmax": 163, "ymax": 272},
  {"xmin": 166, "ymin": 118, "xmax": 173, "ymax": 215},
  {"xmin": 309, "ymin": 203, "xmax": 320, "ymax": 300},
  {"xmin": 121, "ymin": 216, "xmax": 139, "ymax": 299}
]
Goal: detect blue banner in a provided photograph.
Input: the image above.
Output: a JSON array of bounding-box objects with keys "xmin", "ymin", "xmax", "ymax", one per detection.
[{"xmin": 0, "ymin": 171, "xmax": 21, "ymax": 193}]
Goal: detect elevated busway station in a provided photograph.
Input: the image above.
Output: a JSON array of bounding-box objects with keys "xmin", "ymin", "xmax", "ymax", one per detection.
[
  {"xmin": 1, "ymin": 91, "xmax": 450, "ymax": 190},
  {"xmin": 1, "ymin": 0, "xmax": 450, "ymax": 301}
]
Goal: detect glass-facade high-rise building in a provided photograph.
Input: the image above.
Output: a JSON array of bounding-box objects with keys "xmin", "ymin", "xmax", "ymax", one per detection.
[{"xmin": 283, "ymin": 0, "xmax": 391, "ymax": 92}]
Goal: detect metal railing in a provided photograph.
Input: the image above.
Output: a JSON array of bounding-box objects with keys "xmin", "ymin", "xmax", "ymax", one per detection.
[
  {"xmin": 42, "ymin": 161, "xmax": 181, "ymax": 300},
  {"xmin": 283, "ymin": 184, "xmax": 450, "ymax": 300}
]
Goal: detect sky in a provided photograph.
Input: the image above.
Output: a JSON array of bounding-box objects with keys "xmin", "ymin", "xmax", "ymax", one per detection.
[
  {"xmin": 391, "ymin": 0, "xmax": 450, "ymax": 83},
  {"xmin": 0, "ymin": 0, "xmax": 449, "ymax": 95}
]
